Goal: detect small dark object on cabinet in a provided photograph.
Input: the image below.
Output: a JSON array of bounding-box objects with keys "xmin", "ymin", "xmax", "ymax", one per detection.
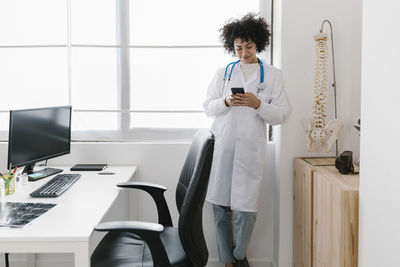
[{"xmin": 335, "ymin": 150, "xmax": 354, "ymax": 174}]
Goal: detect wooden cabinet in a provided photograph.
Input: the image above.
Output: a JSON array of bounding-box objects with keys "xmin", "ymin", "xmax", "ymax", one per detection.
[{"xmin": 293, "ymin": 157, "xmax": 359, "ymax": 267}]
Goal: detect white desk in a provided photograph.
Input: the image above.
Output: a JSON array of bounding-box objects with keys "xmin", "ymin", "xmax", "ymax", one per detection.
[{"xmin": 0, "ymin": 166, "xmax": 137, "ymax": 267}]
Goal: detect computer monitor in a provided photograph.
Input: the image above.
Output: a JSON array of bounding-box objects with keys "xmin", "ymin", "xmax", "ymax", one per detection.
[{"xmin": 7, "ymin": 106, "xmax": 72, "ymax": 180}]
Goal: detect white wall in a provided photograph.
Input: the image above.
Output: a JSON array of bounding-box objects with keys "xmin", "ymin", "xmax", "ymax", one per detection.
[
  {"xmin": 359, "ymin": 2, "xmax": 400, "ymax": 266},
  {"xmin": 0, "ymin": 141, "xmax": 276, "ymax": 267},
  {"xmin": 277, "ymin": 0, "xmax": 362, "ymax": 265}
]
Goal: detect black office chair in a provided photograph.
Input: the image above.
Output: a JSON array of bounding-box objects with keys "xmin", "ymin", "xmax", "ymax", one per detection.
[{"xmin": 91, "ymin": 129, "xmax": 215, "ymax": 267}]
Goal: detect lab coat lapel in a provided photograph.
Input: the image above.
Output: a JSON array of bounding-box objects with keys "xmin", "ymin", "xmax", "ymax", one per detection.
[{"xmin": 234, "ymin": 65, "xmax": 245, "ymax": 85}]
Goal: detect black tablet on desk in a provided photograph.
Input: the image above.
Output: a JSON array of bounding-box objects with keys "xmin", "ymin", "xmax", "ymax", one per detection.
[{"xmin": 70, "ymin": 164, "xmax": 107, "ymax": 171}]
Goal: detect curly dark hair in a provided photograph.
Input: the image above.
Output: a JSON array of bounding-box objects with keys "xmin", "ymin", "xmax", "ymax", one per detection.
[{"xmin": 219, "ymin": 13, "xmax": 270, "ymax": 55}]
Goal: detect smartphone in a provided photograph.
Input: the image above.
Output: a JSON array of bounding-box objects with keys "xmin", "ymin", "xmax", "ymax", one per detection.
[{"xmin": 231, "ymin": 87, "xmax": 245, "ymax": 95}]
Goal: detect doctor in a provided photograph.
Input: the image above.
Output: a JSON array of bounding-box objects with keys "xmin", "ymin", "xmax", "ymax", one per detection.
[{"xmin": 203, "ymin": 13, "xmax": 290, "ymax": 267}]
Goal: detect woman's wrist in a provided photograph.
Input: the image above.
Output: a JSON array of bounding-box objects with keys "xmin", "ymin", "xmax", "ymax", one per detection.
[{"xmin": 254, "ymin": 98, "xmax": 262, "ymax": 109}]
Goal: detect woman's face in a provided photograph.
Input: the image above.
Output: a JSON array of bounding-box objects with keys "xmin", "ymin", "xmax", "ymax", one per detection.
[{"xmin": 234, "ymin": 38, "xmax": 258, "ymax": 64}]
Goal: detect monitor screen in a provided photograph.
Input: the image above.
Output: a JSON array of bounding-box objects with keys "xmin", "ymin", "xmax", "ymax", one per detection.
[{"xmin": 7, "ymin": 106, "xmax": 71, "ymax": 174}]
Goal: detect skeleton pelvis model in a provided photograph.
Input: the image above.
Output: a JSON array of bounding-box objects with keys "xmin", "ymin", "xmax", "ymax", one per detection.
[{"xmin": 301, "ymin": 33, "xmax": 343, "ymax": 153}]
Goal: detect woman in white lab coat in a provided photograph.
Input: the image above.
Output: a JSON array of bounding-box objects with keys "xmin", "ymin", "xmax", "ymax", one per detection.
[{"xmin": 203, "ymin": 13, "xmax": 290, "ymax": 267}]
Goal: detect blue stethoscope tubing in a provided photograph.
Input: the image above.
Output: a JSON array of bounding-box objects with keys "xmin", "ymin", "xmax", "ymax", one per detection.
[{"xmin": 223, "ymin": 57, "xmax": 264, "ymax": 95}]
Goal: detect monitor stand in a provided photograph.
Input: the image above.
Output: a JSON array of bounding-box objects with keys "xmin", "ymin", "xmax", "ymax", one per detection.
[{"xmin": 23, "ymin": 164, "xmax": 63, "ymax": 181}]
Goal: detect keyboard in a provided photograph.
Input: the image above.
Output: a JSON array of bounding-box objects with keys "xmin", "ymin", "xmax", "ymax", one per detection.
[{"xmin": 30, "ymin": 173, "xmax": 81, "ymax": 198}]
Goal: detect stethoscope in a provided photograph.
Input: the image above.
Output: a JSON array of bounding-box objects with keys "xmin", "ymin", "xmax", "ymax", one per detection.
[{"xmin": 223, "ymin": 57, "xmax": 265, "ymax": 95}]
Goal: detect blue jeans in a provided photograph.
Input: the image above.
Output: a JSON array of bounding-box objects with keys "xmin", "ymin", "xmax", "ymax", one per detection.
[{"xmin": 212, "ymin": 204, "xmax": 257, "ymax": 264}]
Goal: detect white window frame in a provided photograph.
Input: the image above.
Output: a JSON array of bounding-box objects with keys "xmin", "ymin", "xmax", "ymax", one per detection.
[{"xmin": 0, "ymin": 0, "xmax": 272, "ymax": 142}]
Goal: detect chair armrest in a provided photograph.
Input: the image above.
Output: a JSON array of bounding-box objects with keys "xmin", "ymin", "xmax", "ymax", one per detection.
[
  {"xmin": 118, "ymin": 181, "xmax": 167, "ymax": 191},
  {"xmin": 94, "ymin": 221, "xmax": 171, "ymax": 267},
  {"xmin": 117, "ymin": 182, "xmax": 173, "ymax": 226},
  {"xmin": 94, "ymin": 221, "xmax": 164, "ymax": 232}
]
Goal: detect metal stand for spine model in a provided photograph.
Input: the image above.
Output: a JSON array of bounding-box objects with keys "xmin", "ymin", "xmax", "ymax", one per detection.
[{"xmin": 321, "ymin": 20, "xmax": 340, "ymax": 157}]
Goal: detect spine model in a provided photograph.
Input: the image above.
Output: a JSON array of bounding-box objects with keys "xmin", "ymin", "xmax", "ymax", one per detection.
[
  {"xmin": 301, "ymin": 33, "xmax": 343, "ymax": 153},
  {"xmin": 313, "ymin": 33, "xmax": 328, "ymax": 131}
]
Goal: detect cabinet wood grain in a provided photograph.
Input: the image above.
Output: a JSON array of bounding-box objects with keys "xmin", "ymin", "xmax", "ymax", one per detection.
[{"xmin": 293, "ymin": 158, "xmax": 359, "ymax": 267}]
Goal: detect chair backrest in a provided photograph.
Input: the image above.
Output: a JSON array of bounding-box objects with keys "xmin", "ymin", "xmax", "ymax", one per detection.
[{"xmin": 175, "ymin": 129, "xmax": 214, "ymax": 267}]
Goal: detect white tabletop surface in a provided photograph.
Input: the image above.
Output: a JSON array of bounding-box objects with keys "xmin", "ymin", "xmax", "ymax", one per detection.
[{"xmin": 0, "ymin": 166, "xmax": 136, "ymax": 242}]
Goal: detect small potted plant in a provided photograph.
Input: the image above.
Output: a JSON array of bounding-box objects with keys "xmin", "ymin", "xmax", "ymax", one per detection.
[{"xmin": 353, "ymin": 117, "xmax": 360, "ymax": 133}]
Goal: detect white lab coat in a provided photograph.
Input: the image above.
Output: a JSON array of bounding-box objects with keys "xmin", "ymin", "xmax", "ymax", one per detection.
[{"xmin": 203, "ymin": 60, "xmax": 290, "ymax": 212}]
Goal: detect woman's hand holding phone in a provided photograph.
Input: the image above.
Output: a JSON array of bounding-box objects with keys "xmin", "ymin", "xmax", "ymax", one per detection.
[
  {"xmin": 231, "ymin": 92, "xmax": 261, "ymax": 109},
  {"xmin": 225, "ymin": 88, "xmax": 244, "ymax": 107},
  {"xmin": 227, "ymin": 88, "xmax": 260, "ymax": 109}
]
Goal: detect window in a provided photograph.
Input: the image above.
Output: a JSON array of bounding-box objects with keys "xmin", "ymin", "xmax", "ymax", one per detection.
[{"xmin": 0, "ymin": 0, "xmax": 270, "ymax": 141}]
